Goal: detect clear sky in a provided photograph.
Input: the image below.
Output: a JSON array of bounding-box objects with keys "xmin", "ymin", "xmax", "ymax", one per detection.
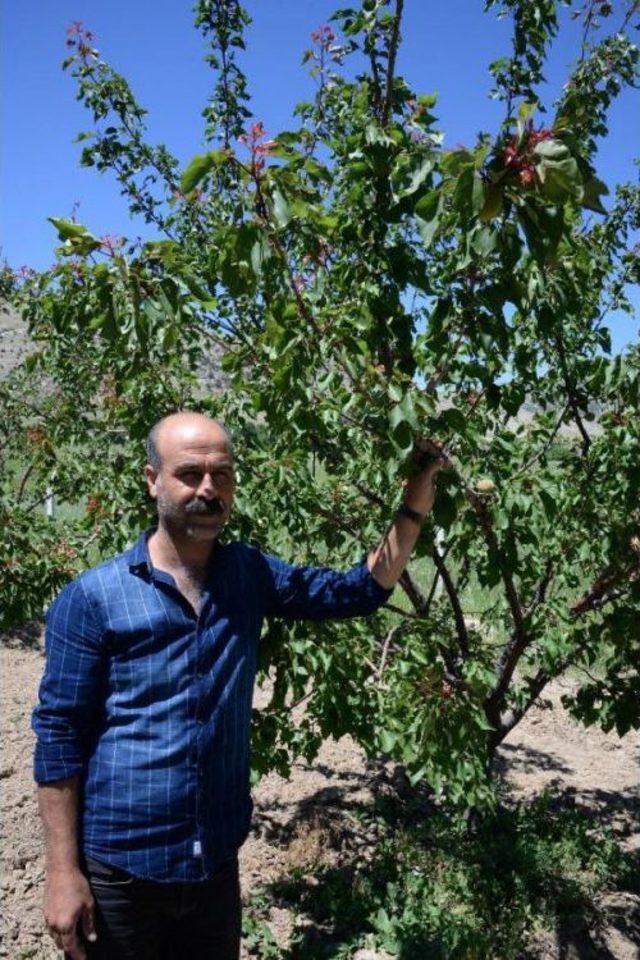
[{"xmin": 2, "ymin": 1, "xmax": 638, "ymax": 350}]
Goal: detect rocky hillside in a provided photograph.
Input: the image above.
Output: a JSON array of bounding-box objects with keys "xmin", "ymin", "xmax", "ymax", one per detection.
[
  {"xmin": 0, "ymin": 304, "xmax": 34, "ymax": 378},
  {"xmin": 0, "ymin": 302, "xmax": 227, "ymax": 394}
]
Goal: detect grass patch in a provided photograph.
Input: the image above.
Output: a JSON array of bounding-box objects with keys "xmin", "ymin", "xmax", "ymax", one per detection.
[{"xmin": 243, "ymin": 791, "xmax": 635, "ymax": 959}]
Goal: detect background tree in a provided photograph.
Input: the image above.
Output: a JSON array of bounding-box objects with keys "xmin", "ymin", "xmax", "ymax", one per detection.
[{"xmin": 3, "ymin": 0, "xmax": 639, "ymax": 808}]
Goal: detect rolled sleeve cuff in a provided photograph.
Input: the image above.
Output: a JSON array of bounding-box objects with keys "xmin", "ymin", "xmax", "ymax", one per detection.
[
  {"xmin": 352, "ymin": 558, "xmax": 394, "ymax": 612},
  {"xmin": 33, "ymin": 742, "xmax": 85, "ymax": 785}
]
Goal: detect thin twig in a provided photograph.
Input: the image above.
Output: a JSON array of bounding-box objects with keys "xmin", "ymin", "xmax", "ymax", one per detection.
[
  {"xmin": 620, "ymin": 0, "xmax": 640, "ymax": 33},
  {"xmin": 381, "ymin": 0, "xmax": 404, "ymax": 126},
  {"xmin": 423, "ymin": 328, "xmax": 466, "ymax": 394},
  {"xmin": 289, "ymin": 689, "xmax": 314, "ymax": 712},
  {"xmin": 16, "ymin": 462, "xmax": 35, "ymax": 503},
  {"xmin": 523, "ymin": 558, "xmax": 554, "ymax": 621},
  {"xmin": 555, "ymin": 330, "xmax": 591, "ymax": 455},
  {"xmin": 431, "ymin": 545, "xmax": 469, "ymax": 656},
  {"xmin": 510, "ymin": 403, "xmax": 570, "ymax": 479},
  {"xmin": 377, "ymin": 624, "xmax": 401, "ymax": 680}
]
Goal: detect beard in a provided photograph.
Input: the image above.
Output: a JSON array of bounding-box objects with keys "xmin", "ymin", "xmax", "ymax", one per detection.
[{"xmin": 156, "ymin": 491, "xmax": 228, "ymax": 541}]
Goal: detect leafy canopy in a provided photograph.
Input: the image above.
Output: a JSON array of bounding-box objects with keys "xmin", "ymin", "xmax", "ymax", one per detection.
[{"xmin": 3, "ymin": 0, "xmax": 639, "ymax": 807}]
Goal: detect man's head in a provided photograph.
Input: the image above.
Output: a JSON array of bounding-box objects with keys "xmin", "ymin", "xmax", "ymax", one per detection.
[{"xmin": 144, "ymin": 412, "xmax": 235, "ymax": 543}]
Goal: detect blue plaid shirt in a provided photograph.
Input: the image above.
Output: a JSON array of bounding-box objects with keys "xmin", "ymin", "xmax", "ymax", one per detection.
[{"xmin": 32, "ymin": 528, "xmax": 391, "ymax": 883}]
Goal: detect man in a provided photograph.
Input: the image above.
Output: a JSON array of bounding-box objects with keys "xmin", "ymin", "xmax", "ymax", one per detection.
[{"xmin": 33, "ymin": 411, "xmax": 449, "ymax": 960}]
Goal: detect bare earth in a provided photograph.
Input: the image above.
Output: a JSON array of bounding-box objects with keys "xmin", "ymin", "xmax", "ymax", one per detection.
[{"xmin": 1, "ymin": 632, "xmax": 638, "ymax": 960}]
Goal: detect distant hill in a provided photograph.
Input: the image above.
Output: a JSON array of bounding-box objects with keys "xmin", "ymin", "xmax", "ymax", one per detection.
[
  {"xmin": 0, "ymin": 302, "xmax": 228, "ymax": 395},
  {"xmin": 0, "ymin": 303, "xmax": 601, "ymax": 439},
  {"xmin": 0, "ymin": 304, "xmax": 35, "ymax": 378}
]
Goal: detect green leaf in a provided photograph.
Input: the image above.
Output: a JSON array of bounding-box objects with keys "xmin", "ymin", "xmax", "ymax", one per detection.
[
  {"xmin": 581, "ymin": 175, "xmax": 609, "ymax": 214},
  {"xmin": 415, "ymin": 190, "xmax": 441, "ymax": 248},
  {"xmin": 391, "ymin": 419, "xmax": 414, "ymax": 454},
  {"xmin": 479, "ymin": 182, "xmax": 503, "ymax": 221},
  {"xmin": 49, "ymin": 217, "xmax": 102, "ymax": 257},
  {"xmin": 472, "ymin": 226, "xmax": 498, "ymax": 257},
  {"xmin": 390, "ymin": 392, "xmax": 418, "ymax": 431},
  {"xmin": 515, "ymin": 100, "xmax": 538, "ymax": 139},
  {"xmin": 517, "ymin": 201, "xmax": 564, "ymax": 265},
  {"xmin": 48, "ymin": 217, "xmax": 96, "ymax": 242},
  {"xmin": 532, "ymin": 138, "xmax": 570, "ymax": 162},
  {"xmin": 271, "ymin": 188, "xmax": 291, "ymax": 228},
  {"xmin": 453, "ymin": 166, "xmax": 484, "ymax": 219},
  {"xmin": 391, "ymin": 154, "xmax": 434, "ymax": 202},
  {"xmin": 536, "ymin": 154, "xmax": 582, "ymax": 202},
  {"xmin": 303, "ymin": 157, "xmax": 332, "ymax": 184},
  {"xmin": 250, "ymin": 236, "xmax": 271, "ymax": 276},
  {"xmin": 180, "ymin": 150, "xmax": 227, "ymax": 194},
  {"xmin": 379, "ymin": 729, "xmax": 397, "ymax": 752},
  {"xmin": 441, "ymin": 149, "xmax": 474, "ymax": 176}
]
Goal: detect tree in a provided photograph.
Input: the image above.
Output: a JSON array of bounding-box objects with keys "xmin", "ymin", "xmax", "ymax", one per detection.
[{"xmin": 3, "ymin": 0, "xmax": 639, "ymax": 808}]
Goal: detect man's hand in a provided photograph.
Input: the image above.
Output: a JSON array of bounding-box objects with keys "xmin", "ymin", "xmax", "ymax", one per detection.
[
  {"xmin": 403, "ymin": 439, "xmax": 453, "ymax": 516},
  {"xmin": 367, "ymin": 438, "xmax": 453, "ymax": 590},
  {"xmin": 44, "ymin": 866, "xmax": 97, "ymax": 960}
]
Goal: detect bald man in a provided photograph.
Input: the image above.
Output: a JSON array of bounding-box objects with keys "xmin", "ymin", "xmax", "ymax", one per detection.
[{"xmin": 33, "ymin": 412, "xmax": 449, "ymax": 960}]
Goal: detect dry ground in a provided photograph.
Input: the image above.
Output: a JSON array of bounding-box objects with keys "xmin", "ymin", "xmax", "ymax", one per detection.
[{"xmin": 1, "ymin": 630, "xmax": 638, "ymax": 960}]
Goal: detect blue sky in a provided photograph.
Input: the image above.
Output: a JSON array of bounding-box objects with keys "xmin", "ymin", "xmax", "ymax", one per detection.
[{"xmin": 2, "ymin": 1, "xmax": 638, "ymax": 349}]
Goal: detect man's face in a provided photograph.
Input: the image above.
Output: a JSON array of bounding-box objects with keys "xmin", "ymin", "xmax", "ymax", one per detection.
[{"xmin": 145, "ymin": 420, "xmax": 235, "ymax": 543}]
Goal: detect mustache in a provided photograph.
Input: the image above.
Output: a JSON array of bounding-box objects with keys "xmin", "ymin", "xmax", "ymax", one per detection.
[{"xmin": 184, "ymin": 497, "xmax": 226, "ymax": 516}]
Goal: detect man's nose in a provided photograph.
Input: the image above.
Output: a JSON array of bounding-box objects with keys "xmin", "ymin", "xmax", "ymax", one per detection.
[{"xmin": 197, "ymin": 473, "xmax": 218, "ymax": 499}]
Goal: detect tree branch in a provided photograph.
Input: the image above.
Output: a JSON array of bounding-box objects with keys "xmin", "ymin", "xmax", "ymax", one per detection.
[
  {"xmin": 16, "ymin": 462, "xmax": 35, "ymax": 503},
  {"xmin": 523, "ymin": 558, "xmax": 554, "ymax": 620},
  {"xmin": 490, "ymin": 544, "xmax": 639, "ymax": 745},
  {"xmin": 493, "ymin": 668, "xmax": 553, "ymax": 745},
  {"xmin": 398, "ymin": 568, "xmax": 429, "ymax": 615},
  {"xmin": 381, "ymin": 0, "xmax": 404, "ymax": 126},
  {"xmin": 377, "ymin": 624, "xmax": 402, "ymax": 680},
  {"xmin": 554, "ymin": 329, "xmax": 591, "ymax": 456},
  {"xmin": 466, "ymin": 487, "xmax": 526, "ymax": 645},
  {"xmin": 569, "ymin": 563, "xmax": 638, "ymax": 619},
  {"xmin": 511, "ymin": 403, "xmax": 570, "ymax": 479},
  {"xmin": 431, "ymin": 544, "xmax": 469, "ymax": 656},
  {"xmin": 423, "ymin": 328, "xmax": 466, "ymax": 394}
]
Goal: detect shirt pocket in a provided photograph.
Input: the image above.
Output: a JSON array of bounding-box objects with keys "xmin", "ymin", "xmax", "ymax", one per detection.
[{"xmin": 85, "ymin": 856, "xmax": 138, "ymax": 887}]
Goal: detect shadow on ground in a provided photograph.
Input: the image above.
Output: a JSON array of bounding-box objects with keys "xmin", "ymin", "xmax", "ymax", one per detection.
[
  {"xmin": 495, "ymin": 741, "xmax": 574, "ymax": 775},
  {"xmin": 0, "ymin": 620, "xmax": 43, "ymax": 650},
  {"xmin": 246, "ymin": 779, "xmax": 639, "ymax": 960},
  {"xmin": 523, "ymin": 890, "xmax": 640, "ymax": 959}
]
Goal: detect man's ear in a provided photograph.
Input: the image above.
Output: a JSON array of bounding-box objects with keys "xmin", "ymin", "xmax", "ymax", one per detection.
[{"xmin": 144, "ymin": 464, "xmax": 158, "ymax": 500}]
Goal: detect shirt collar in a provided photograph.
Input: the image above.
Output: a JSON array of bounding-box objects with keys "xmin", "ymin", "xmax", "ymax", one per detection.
[
  {"xmin": 127, "ymin": 527, "xmax": 155, "ymax": 576},
  {"xmin": 126, "ymin": 526, "xmax": 225, "ymax": 579}
]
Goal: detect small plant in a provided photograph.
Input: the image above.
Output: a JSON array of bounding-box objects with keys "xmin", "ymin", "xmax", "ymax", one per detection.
[
  {"xmin": 261, "ymin": 792, "xmax": 632, "ymax": 959},
  {"xmin": 243, "ymin": 890, "xmax": 284, "ymax": 959}
]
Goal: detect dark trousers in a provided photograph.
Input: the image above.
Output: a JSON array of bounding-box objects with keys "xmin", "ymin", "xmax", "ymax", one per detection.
[{"xmin": 70, "ymin": 854, "xmax": 242, "ymax": 960}]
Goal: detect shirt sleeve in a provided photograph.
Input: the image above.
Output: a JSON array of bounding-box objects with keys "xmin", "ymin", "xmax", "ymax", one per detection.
[
  {"xmin": 260, "ymin": 552, "xmax": 393, "ymax": 622},
  {"xmin": 32, "ymin": 578, "xmax": 107, "ymax": 784}
]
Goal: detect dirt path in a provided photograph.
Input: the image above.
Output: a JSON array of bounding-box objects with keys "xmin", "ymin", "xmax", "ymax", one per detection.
[{"xmin": 1, "ymin": 635, "xmax": 638, "ymax": 960}]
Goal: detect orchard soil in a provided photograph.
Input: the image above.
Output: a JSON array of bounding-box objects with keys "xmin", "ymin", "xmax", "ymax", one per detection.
[{"xmin": 1, "ymin": 631, "xmax": 638, "ymax": 960}]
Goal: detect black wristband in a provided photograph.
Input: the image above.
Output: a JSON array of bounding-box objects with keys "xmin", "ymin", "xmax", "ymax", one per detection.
[{"xmin": 395, "ymin": 502, "xmax": 425, "ymax": 525}]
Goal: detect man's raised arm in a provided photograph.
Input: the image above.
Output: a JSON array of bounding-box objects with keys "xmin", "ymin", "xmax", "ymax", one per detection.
[
  {"xmin": 260, "ymin": 441, "xmax": 451, "ymax": 620},
  {"xmin": 367, "ymin": 443, "xmax": 451, "ymax": 590}
]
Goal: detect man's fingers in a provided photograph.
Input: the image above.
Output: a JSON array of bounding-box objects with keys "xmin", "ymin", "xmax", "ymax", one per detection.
[
  {"xmin": 412, "ymin": 438, "xmax": 453, "ymax": 473},
  {"xmin": 82, "ymin": 902, "xmax": 98, "ymax": 943},
  {"xmin": 51, "ymin": 930, "xmax": 64, "ymax": 952},
  {"xmin": 415, "ymin": 437, "xmax": 444, "ymax": 455},
  {"xmin": 59, "ymin": 925, "xmax": 87, "ymax": 960}
]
